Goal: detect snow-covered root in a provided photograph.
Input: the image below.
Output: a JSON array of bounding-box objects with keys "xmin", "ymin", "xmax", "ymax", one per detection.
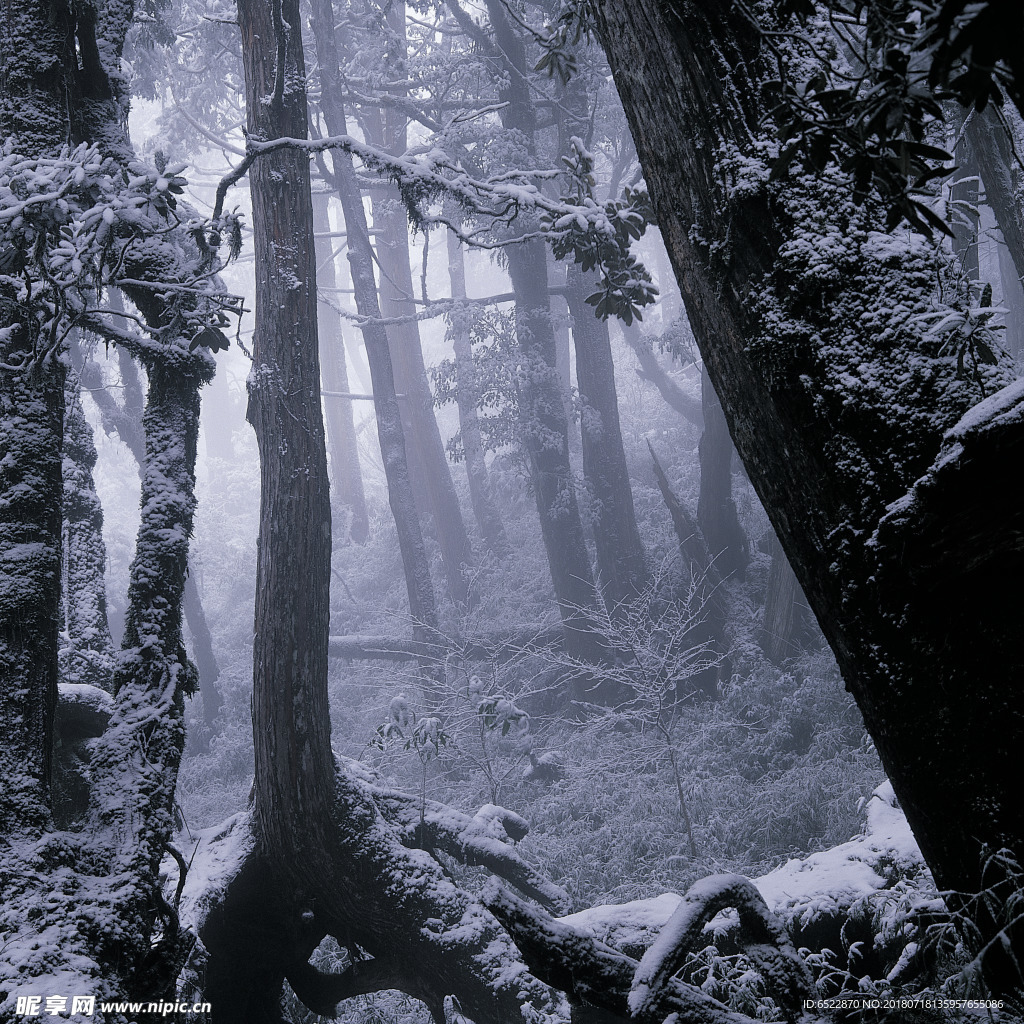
[
  {"xmin": 628, "ymin": 874, "xmax": 812, "ymax": 1023},
  {"xmin": 176, "ymin": 761, "xmax": 569, "ymax": 1024},
  {"xmin": 485, "ymin": 882, "xmax": 818, "ymax": 1024}
]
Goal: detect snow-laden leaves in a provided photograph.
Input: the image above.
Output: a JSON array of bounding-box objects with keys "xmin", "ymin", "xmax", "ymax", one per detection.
[{"xmin": 0, "ymin": 141, "xmax": 242, "ymax": 368}]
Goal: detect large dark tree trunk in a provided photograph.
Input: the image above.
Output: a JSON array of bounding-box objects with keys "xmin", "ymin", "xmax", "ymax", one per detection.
[
  {"xmin": 590, "ymin": 0, "xmax": 1024, "ymax": 990},
  {"xmin": 312, "ymin": 192, "xmax": 369, "ymax": 545},
  {"xmin": 237, "ymin": 0, "xmax": 335, "ymax": 857},
  {"xmin": 0, "ymin": 0, "xmax": 76, "ymax": 840},
  {"xmin": 0, "ymin": 350, "xmax": 64, "ymax": 834}
]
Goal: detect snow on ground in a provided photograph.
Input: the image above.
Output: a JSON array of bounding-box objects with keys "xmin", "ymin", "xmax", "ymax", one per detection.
[{"xmin": 559, "ymin": 781, "xmax": 926, "ymax": 950}]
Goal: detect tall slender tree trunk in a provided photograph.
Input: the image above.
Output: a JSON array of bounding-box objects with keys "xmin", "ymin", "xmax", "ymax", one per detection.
[
  {"xmin": 313, "ymin": 192, "xmax": 369, "ymax": 545},
  {"xmin": 308, "ymin": 0, "xmax": 441, "ymax": 653},
  {"xmin": 446, "ymin": 230, "xmax": 511, "ymax": 558},
  {"xmin": 969, "ymin": 105, "xmax": 1024, "ymax": 291},
  {"xmin": 565, "ymin": 265, "xmax": 647, "ymax": 609},
  {"xmin": 950, "ymin": 135, "xmax": 980, "ymax": 284},
  {"xmin": 549, "ymin": 257, "xmax": 577, "ymax": 442},
  {"xmin": 356, "ymin": 1, "xmax": 474, "ymax": 605},
  {"xmin": 760, "ymin": 534, "xmax": 805, "ymax": 665},
  {"xmin": 371, "ymin": 195, "xmax": 473, "ymax": 604},
  {"xmin": 697, "ymin": 368, "xmax": 748, "ymax": 579},
  {"xmin": 479, "ymin": 0, "xmax": 605, "ymax": 663},
  {"xmin": 60, "ymin": 371, "xmax": 116, "ymax": 691},
  {"xmin": 236, "ymin": 0, "xmax": 335, "ymax": 861},
  {"xmin": 999, "ymin": 239, "xmax": 1024, "ymax": 356}
]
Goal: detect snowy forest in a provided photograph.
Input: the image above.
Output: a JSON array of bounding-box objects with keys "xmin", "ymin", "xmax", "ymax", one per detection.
[{"xmin": 2, "ymin": 0, "xmax": 1024, "ymax": 1021}]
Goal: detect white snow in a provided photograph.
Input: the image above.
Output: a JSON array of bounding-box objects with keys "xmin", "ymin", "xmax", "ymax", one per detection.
[{"xmin": 560, "ymin": 781, "xmax": 925, "ymax": 948}]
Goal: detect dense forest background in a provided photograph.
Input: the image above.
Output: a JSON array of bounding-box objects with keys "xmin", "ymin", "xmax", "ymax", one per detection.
[{"xmin": 3, "ymin": 0, "xmax": 1024, "ymax": 1022}]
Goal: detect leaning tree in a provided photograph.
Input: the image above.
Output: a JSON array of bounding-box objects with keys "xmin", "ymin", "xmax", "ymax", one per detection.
[{"xmin": 582, "ymin": 0, "xmax": 1024, "ymax": 992}]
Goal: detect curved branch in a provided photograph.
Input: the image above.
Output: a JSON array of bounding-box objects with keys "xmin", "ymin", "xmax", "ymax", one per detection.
[
  {"xmin": 629, "ymin": 874, "xmax": 812, "ymax": 1023},
  {"xmin": 484, "ymin": 884, "xmax": 768, "ymax": 1024}
]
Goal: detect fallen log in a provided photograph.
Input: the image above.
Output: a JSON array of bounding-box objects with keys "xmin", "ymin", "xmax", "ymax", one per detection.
[{"xmin": 328, "ymin": 625, "xmax": 565, "ymax": 663}]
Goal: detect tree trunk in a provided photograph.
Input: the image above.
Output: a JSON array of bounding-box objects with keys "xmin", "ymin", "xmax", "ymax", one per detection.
[
  {"xmin": 549, "ymin": 256, "xmax": 578, "ymax": 443},
  {"xmin": 619, "ymin": 320, "xmax": 703, "ymax": 427},
  {"xmin": 998, "ymin": 238, "xmax": 1024, "ymax": 357},
  {"xmin": 969, "ymin": 104, "xmax": 1024, "ymax": 294},
  {"xmin": 237, "ymin": 0, "xmax": 336, "ymax": 854},
  {"xmin": 647, "ymin": 442, "xmax": 728, "ymax": 696},
  {"xmin": 950, "ymin": 133, "xmax": 980, "ymax": 284},
  {"xmin": 184, "ymin": 570, "xmax": 222, "ymax": 741},
  {"xmin": 71, "ymin": 337, "xmax": 225, "ymax": 738},
  {"xmin": 359, "ymin": 2, "xmax": 474, "ymax": 605},
  {"xmin": 697, "ymin": 367, "xmax": 748, "ymax": 579},
  {"xmin": 60, "ymin": 370, "xmax": 116, "ymax": 691},
  {"xmin": 759, "ymin": 533, "xmax": 805, "ymax": 666},
  {"xmin": 0, "ymin": 350, "xmax": 64, "ymax": 835},
  {"xmin": 0, "ymin": 0, "xmax": 75, "ymax": 836},
  {"xmin": 308, "ymin": 0, "xmax": 441, "ymax": 653},
  {"xmin": 446, "ymin": 230, "xmax": 512, "ymax": 558},
  {"xmin": 478, "ymin": 0, "xmax": 606, "ymax": 665},
  {"xmin": 565, "ymin": 264, "xmax": 648, "ymax": 609},
  {"xmin": 313, "ymin": 191, "xmax": 369, "ymax": 545},
  {"xmin": 590, "ymin": 0, "xmax": 1024, "ymax": 988}
]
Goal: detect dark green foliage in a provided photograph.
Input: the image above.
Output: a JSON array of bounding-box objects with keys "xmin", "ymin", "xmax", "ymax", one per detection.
[
  {"xmin": 544, "ymin": 140, "xmax": 658, "ymax": 324},
  {"xmin": 765, "ymin": 0, "xmax": 1024, "ymax": 236}
]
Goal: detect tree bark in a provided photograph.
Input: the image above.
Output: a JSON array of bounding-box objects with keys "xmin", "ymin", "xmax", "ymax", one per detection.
[
  {"xmin": 446, "ymin": 230, "xmax": 512, "ymax": 558},
  {"xmin": 237, "ymin": 0, "xmax": 336, "ymax": 853},
  {"xmin": 591, "ymin": 0, "xmax": 1024, "ymax": 990},
  {"xmin": 0, "ymin": 351, "xmax": 64, "ymax": 834},
  {"xmin": 60, "ymin": 370, "xmax": 116, "ymax": 691},
  {"xmin": 0, "ymin": 0, "xmax": 76, "ymax": 835},
  {"xmin": 313, "ymin": 191, "xmax": 369, "ymax": 545}
]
